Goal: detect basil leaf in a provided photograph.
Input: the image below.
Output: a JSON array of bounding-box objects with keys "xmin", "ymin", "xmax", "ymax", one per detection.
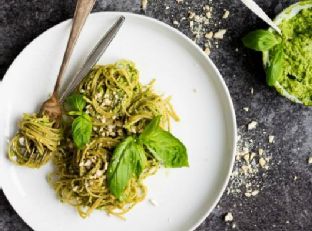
[
  {"xmin": 66, "ymin": 93, "xmax": 86, "ymax": 112},
  {"xmin": 107, "ymin": 137, "xmax": 146, "ymax": 199},
  {"xmin": 266, "ymin": 44, "xmax": 284, "ymax": 86},
  {"xmin": 242, "ymin": 29, "xmax": 280, "ymax": 51},
  {"xmin": 140, "ymin": 117, "xmax": 188, "ymax": 168},
  {"xmin": 72, "ymin": 113, "xmax": 92, "ymax": 149}
]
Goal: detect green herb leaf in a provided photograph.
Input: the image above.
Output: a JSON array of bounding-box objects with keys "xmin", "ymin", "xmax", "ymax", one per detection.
[
  {"xmin": 65, "ymin": 93, "xmax": 86, "ymax": 112},
  {"xmin": 266, "ymin": 44, "xmax": 284, "ymax": 86},
  {"xmin": 107, "ymin": 137, "xmax": 146, "ymax": 199},
  {"xmin": 140, "ymin": 116, "xmax": 189, "ymax": 168},
  {"xmin": 72, "ymin": 113, "xmax": 92, "ymax": 149},
  {"xmin": 242, "ymin": 29, "xmax": 280, "ymax": 51}
]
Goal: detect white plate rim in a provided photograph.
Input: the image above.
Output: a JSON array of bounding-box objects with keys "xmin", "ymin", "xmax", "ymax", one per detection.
[{"xmin": 0, "ymin": 11, "xmax": 237, "ymax": 231}]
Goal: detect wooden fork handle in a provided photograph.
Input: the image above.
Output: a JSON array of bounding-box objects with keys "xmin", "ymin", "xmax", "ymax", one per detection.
[{"xmin": 53, "ymin": 0, "xmax": 96, "ymax": 95}]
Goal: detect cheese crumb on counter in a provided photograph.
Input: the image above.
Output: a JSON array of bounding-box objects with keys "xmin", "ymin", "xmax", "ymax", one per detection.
[
  {"xmin": 224, "ymin": 212, "xmax": 234, "ymax": 222},
  {"xmin": 222, "ymin": 10, "xmax": 230, "ymax": 19},
  {"xmin": 248, "ymin": 121, "xmax": 258, "ymax": 130},
  {"xmin": 268, "ymin": 135, "xmax": 275, "ymax": 143},
  {"xmin": 213, "ymin": 29, "xmax": 227, "ymax": 39},
  {"xmin": 141, "ymin": 0, "xmax": 148, "ymax": 10},
  {"xmin": 308, "ymin": 156, "xmax": 312, "ymax": 164}
]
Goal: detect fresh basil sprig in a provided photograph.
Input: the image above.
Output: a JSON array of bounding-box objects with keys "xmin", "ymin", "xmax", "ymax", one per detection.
[
  {"xmin": 65, "ymin": 93, "xmax": 86, "ymax": 112},
  {"xmin": 139, "ymin": 116, "xmax": 188, "ymax": 168},
  {"xmin": 266, "ymin": 44, "xmax": 284, "ymax": 86},
  {"xmin": 72, "ymin": 113, "xmax": 92, "ymax": 149},
  {"xmin": 107, "ymin": 116, "xmax": 188, "ymax": 199},
  {"xmin": 66, "ymin": 93, "xmax": 92, "ymax": 149},
  {"xmin": 107, "ymin": 137, "xmax": 146, "ymax": 199},
  {"xmin": 242, "ymin": 29, "xmax": 280, "ymax": 52}
]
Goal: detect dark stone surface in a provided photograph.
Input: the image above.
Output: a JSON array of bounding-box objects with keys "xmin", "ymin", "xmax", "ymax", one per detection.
[{"xmin": 0, "ymin": 0, "xmax": 311, "ymax": 230}]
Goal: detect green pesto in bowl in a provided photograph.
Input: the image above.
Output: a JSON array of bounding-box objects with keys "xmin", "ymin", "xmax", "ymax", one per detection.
[{"xmin": 263, "ymin": 2, "xmax": 312, "ymax": 106}]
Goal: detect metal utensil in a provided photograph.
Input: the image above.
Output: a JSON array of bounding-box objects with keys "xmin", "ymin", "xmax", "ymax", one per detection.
[
  {"xmin": 60, "ymin": 16, "xmax": 125, "ymax": 102},
  {"xmin": 240, "ymin": 0, "xmax": 282, "ymax": 35}
]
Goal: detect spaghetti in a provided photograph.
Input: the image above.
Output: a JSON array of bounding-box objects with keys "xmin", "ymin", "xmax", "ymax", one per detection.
[{"xmin": 49, "ymin": 60, "xmax": 178, "ymax": 218}]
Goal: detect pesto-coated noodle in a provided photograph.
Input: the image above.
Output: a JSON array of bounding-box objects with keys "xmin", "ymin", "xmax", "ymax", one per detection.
[
  {"xmin": 49, "ymin": 60, "xmax": 178, "ymax": 218},
  {"xmin": 8, "ymin": 114, "xmax": 63, "ymax": 168}
]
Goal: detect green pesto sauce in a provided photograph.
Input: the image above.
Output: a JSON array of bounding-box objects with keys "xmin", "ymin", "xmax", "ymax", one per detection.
[{"xmin": 273, "ymin": 8, "xmax": 312, "ymax": 106}]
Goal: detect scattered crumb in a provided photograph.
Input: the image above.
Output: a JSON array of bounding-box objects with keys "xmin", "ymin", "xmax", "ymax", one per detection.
[
  {"xmin": 258, "ymin": 148, "xmax": 264, "ymax": 155},
  {"xmin": 173, "ymin": 20, "xmax": 179, "ymax": 25},
  {"xmin": 244, "ymin": 192, "xmax": 251, "ymax": 197},
  {"xmin": 308, "ymin": 156, "xmax": 312, "ymax": 164},
  {"xmin": 176, "ymin": 0, "xmax": 183, "ymax": 3},
  {"xmin": 259, "ymin": 158, "xmax": 266, "ymax": 168},
  {"xmin": 235, "ymin": 48, "xmax": 239, "ymax": 52},
  {"xmin": 227, "ymin": 124, "xmax": 273, "ymax": 197},
  {"xmin": 149, "ymin": 199, "xmax": 159, "ymax": 206},
  {"xmin": 268, "ymin": 135, "xmax": 275, "ymax": 143},
  {"xmin": 222, "ymin": 10, "xmax": 230, "ymax": 19},
  {"xmin": 141, "ymin": 0, "xmax": 148, "ymax": 10},
  {"xmin": 204, "ymin": 47, "xmax": 211, "ymax": 55},
  {"xmin": 205, "ymin": 31, "xmax": 213, "ymax": 39},
  {"xmin": 224, "ymin": 212, "xmax": 233, "ymax": 222},
  {"xmin": 232, "ymin": 223, "xmax": 236, "ymax": 228},
  {"xmin": 294, "ymin": 176, "xmax": 298, "ymax": 181},
  {"xmin": 251, "ymin": 88, "xmax": 254, "ymax": 95},
  {"xmin": 214, "ymin": 29, "xmax": 227, "ymax": 39},
  {"xmin": 243, "ymin": 107, "xmax": 249, "ymax": 112},
  {"xmin": 248, "ymin": 121, "xmax": 258, "ymax": 130},
  {"xmin": 251, "ymin": 190, "xmax": 259, "ymax": 196}
]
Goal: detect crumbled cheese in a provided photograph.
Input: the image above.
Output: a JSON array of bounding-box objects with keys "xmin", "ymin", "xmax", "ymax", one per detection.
[
  {"xmin": 222, "ymin": 10, "xmax": 230, "ymax": 19},
  {"xmin": 165, "ymin": 6, "xmax": 170, "ymax": 10},
  {"xmin": 189, "ymin": 11, "xmax": 196, "ymax": 19},
  {"xmin": 205, "ymin": 31, "xmax": 213, "ymax": 39},
  {"xmin": 141, "ymin": 0, "xmax": 148, "ymax": 10},
  {"xmin": 84, "ymin": 159, "xmax": 92, "ymax": 167},
  {"xmin": 149, "ymin": 199, "xmax": 159, "ymax": 206},
  {"xmin": 258, "ymin": 148, "xmax": 264, "ymax": 155},
  {"xmin": 259, "ymin": 158, "xmax": 266, "ymax": 168},
  {"xmin": 251, "ymin": 190, "xmax": 259, "ymax": 196},
  {"xmin": 251, "ymin": 88, "xmax": 254, "ymax": 95},
  {"xmin": 248, "ymin": 121, "xmax": 258, "ymax": 130},
  {"xmin": 308, "ymin": 156, "xmax": 312, "ymax": 164},
  {"xmin": 176, "ymin": 0, "xmax": 183, "ymax": 3},
  {"xmin": 204, "ymin": 47, "xmax": 211, "ymax": 55},
  {"xmin": 268, "ymin": 135, "xmax": 275, "ymax": 143},
  {"xmin": 243, "ymin": 107, "xmax": 249, "ymax": 112},
  {"xmin": 95, "ymin": 170, "xmax": 104, "ymax": 177},
  {"xmin": 224, "ymin": 212, "xmax": 233, "ymax": 222},
  {"xmin": 18, "ymin": 137, "xmax": 25, "ymax": 146},
  {"xmin": 227, "ymin": 125, "xmax": 273, "ymax": 198},
  {"xmin": 173, "ymin": 20, "xmax": 179, "ymax": 25},
  {"xmin": 244, "ymin": 192, "xmax": 251, "ymax": 197},
  {"xmin": 213, "ymin": 29, "xmax": 227, "ymax": 39}
]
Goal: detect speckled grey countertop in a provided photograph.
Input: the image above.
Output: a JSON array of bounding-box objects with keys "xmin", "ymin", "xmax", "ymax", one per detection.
[{"xmin": 0, "ymin": 0, "xmax": 311, "ymax": 230}]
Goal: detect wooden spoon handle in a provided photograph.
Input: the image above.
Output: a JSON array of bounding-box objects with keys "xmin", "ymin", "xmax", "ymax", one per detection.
[{"xmin": 53, "ymin": 0, "xmax": 96, "ymax": 95}]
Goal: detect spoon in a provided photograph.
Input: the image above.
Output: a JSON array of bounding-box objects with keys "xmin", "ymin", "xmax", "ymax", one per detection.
[
  {"xmin": 240, "ymin": 0, "xmax": 282, "ymax": 35},
  {"xmin": 41, "ymin": 0, "xmax": 96, "ymax": 121}
]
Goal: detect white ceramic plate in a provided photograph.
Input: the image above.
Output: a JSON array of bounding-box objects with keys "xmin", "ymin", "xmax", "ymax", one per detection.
[{"xmin": 0, "ymin": 12, "xmax": 236, "ymax": 231}]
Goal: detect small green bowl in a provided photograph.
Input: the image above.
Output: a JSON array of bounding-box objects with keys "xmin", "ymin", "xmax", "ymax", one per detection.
[{"xmin": 262, "ymin": 1, "xmax": 312, "ymax": 105}]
